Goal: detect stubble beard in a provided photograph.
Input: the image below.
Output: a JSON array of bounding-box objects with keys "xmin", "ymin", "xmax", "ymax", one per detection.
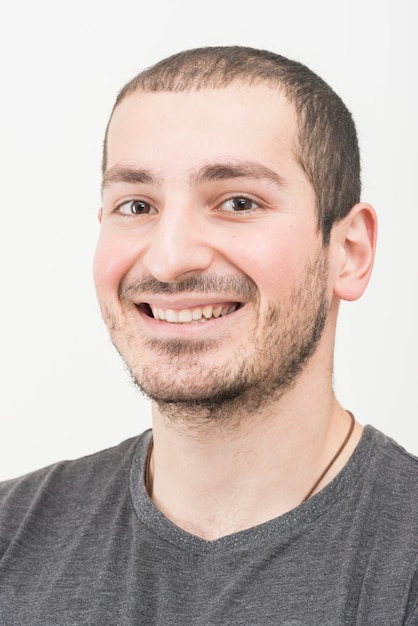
[{"xmin": 106, "ymin": 252, "xmax": 329, "ymax": 427}]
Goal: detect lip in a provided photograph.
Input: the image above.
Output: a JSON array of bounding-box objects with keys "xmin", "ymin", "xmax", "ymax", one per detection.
[
  {"xmin": 133, "ymin": 294, "xmax": 242, "ymax": 309},
  {"xmin": 134, "ymin": 300, "xmax": 242, "ymax": 334}
]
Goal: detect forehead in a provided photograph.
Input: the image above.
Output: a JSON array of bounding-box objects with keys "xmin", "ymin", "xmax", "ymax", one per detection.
[{"xmin": 105, "ymin": 84, "xmax": 299, "ymax": 174}]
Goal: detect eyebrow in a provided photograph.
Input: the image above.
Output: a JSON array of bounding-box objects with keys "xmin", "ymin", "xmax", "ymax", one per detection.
[
  {"xmin": 102, "ymin": 161, "xmax": 287, "ymax": 192},
  {"xmin": 190, "ymin": 162, "xmax": 288, "ymax": 189},
  {"xmin": 102, "ymin": 167, "xmax": 159, "ymax": 191}
]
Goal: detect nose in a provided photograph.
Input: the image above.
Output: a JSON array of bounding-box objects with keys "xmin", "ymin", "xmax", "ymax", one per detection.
[{"xmin": 141, "ymin": 207, "xmax": 216, "ymax": 283}]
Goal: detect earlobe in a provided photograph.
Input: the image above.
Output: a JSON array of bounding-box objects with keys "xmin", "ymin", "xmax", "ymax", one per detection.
[
  {"xmin": 333, "ymin": 203, "xmax": 377, "ymax": 302},
  {"xmin": 98, "ymin": 208, "xmax": 103, "ymax": 223}
]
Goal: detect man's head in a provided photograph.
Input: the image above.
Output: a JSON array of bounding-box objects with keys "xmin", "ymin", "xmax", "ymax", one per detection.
[
  {"xmin": 95, "ymin": 47, "xmax": 375, "ymax": 420},
  {"xmin": 102, "ymin": 46, "xmax": 361, "ymax": 245}
]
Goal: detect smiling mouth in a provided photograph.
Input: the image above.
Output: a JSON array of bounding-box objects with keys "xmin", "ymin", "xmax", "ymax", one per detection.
[{"xmin": 139, "ymin": 303, "xmax": 240, "ymax": 323}]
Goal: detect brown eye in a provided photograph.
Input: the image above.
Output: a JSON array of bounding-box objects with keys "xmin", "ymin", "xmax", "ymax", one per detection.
[
  {"xmin": 219, "ymin": 196, "xmax": 259, "ymax": 212},
  {"xmin": 117, "ymin": 200, "xmax": 155, "ymax": 215},
  {"xmin": 232, "ymin": 197, "xmax": 254, "ymax": 211}
]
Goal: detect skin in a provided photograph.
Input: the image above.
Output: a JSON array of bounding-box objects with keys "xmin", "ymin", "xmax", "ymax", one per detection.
[{"xmin": 95, "ymin": 84, "xmax": 377, "ymax": 540}]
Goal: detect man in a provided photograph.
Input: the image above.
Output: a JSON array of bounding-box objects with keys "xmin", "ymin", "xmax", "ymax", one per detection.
[{"xmin": 0, "ymin": 46, "xmax": 417, "ymax": 624}]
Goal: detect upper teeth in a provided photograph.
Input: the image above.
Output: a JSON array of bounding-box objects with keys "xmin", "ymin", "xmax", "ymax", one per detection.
[{"xmin": 150, "ymin": 304, "xmax": 237, "ymax": 323}]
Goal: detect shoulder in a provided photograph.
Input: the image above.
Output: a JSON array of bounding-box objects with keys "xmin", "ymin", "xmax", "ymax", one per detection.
[
  {"xmin": 359, "ymin": 426, "xmax": 418, "ymax": 533},
  {"xmin": 0, "ymin": 432, "xmax": 150, "ymax": 551},
  {"xmin": 0, "ymin": 433, "xmax": 143, "ymax": 495},
  {"xmin": 368, "ymin": 426, "xmax": 418, "ymax": 483},
  {"xmin": 351, "ymin": 427, "xmax": 418, "ymax": 619}
]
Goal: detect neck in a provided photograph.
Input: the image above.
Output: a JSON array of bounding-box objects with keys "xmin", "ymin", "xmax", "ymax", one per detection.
[{"xmin": 146, "ymin": 375, "xmax": 362, "ymax": 540}]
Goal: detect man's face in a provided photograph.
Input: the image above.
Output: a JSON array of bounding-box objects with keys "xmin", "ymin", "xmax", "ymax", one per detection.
[{"xmin": 95, "ymin": 84, "xmax": 331, "ymax": 411}]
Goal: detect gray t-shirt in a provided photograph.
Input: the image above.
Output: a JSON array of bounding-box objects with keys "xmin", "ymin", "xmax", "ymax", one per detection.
[{"xmin": 0, "ymin": 426, "xmax": 418, "ymax": 625}]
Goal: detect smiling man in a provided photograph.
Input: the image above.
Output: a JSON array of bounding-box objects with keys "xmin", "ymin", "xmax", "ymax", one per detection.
[
  {"xmin": 1, "ymin": 47, "xmax": 418, "ymax": 625},
  {"xmin": 97, "ymin": 85, "xmax": 330, "ymax": 415}
]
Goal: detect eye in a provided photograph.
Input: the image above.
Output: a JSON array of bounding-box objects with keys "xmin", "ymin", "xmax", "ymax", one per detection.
[
  {"xmin": 218, "ymin": 196, "xmax": 261, "ymax": 212},
  {"xmin": 116, "ymin": 199, "xmax": 156, "ymax": 215}
]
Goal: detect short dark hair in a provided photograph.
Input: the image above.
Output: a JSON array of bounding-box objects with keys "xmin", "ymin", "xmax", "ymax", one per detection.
[{"xmin": 103, "ymin": 46, "xmax": 361, "ymax": 243}]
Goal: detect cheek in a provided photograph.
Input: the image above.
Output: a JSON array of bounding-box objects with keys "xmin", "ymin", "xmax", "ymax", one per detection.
[
  {"xmin": 93, "ymin": 232, "xmax": 139, "ymax": 298},
  {"xmin": 233, "ymin": 232, "xmax": 302, "ymax": 295}
]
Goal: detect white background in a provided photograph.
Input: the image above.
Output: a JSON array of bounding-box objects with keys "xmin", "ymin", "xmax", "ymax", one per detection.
[{"xmin": 0, "ymin": 0, "xmax": 416, "ymax": 480}]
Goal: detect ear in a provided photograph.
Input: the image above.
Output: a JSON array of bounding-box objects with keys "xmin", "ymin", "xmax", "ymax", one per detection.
[
  {"xmin": 332, "ymin": 203, "xmax": 377, "ymax": 301},
  {"xmin": 97, "ymin": 208, "xmax": 103, "ymax": 223}
]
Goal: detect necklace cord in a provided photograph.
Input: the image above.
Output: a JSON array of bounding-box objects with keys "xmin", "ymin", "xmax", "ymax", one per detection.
[
  {"xmin": 301, "ymin": 410, "xmax": 355, "ymax": 503},
  {"xmin": 145, "ymin": 439, "xmax": 154, "ymax": 496},
  {"xmin": 145, "ymin": 411, "xmax": 356, "ymax": 504}
]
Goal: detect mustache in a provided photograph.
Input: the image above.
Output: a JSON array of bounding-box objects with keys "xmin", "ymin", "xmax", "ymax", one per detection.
[{"xmin": 119, "ymin": 273, "xmax": 258, "ymax": 300}]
